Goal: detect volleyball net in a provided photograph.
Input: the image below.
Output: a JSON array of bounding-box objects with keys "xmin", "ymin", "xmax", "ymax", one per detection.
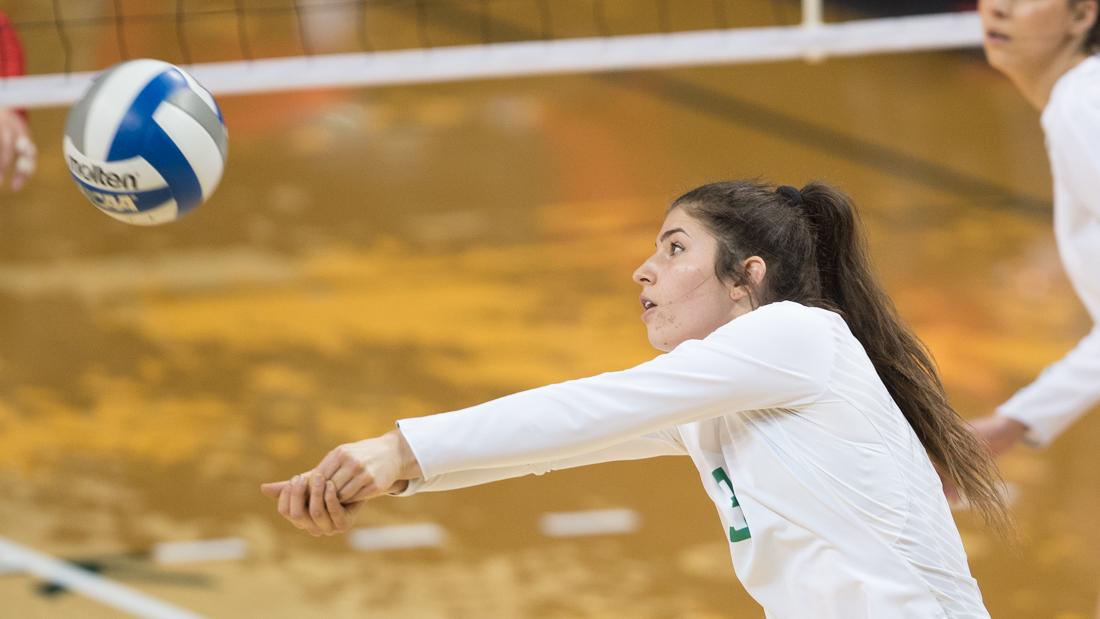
[{"xmin": 0, "ymin": 0, "xmax": 982, "ymax": 108}]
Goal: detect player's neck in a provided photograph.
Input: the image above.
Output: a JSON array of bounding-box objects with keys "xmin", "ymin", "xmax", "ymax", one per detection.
[{"xmin": 1007, "ymin": 50, "xmax": 1088, "ymax": 111}]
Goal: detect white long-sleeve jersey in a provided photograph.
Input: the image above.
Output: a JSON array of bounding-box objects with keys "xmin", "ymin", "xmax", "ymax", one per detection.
[
  {"xmin": 995, "ymin": 55, "xmax": 1100, "ymax": 447},
  {"xmin": 397, "ymin": 301, "xmax": 988, "ymax": 618}
]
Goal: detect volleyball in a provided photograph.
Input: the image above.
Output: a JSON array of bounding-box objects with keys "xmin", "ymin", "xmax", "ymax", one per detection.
[{"xmin": 63, "ymin": 59, "xmax": 227, "ymax": 225}]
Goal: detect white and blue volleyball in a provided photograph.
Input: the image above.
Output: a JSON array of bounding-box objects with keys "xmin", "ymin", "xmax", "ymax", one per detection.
[{"xmin": 64, "ymin": 59, "xmax": 228, "ymax": 225}]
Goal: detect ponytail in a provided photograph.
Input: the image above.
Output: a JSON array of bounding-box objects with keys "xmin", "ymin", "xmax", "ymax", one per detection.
[{"xmin": 797, "ymin": 182, "xmax": 1010, "ymax": 533}]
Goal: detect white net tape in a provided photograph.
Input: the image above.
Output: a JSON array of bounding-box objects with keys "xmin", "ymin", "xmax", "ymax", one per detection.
[{"xmin": 0, "ymin": 11, "xmax": 980, "ymax": 109}]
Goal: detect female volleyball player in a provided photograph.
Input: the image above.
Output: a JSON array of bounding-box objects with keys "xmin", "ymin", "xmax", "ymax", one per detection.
[
  {"xmin": 264, "ymin": 180, "xmax": 1005, "ymax": 617},
  {"xmin": 963, "ymin": 0, "xmax": 1100, "ymax": 614},
  {"xmin": 967, "ymin": 0, "xmax": 1100, "ymax": 462}
]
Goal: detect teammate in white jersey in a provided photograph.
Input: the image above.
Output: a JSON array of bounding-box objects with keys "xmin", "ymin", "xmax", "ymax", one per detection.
[
  {"xmin": 262, "ymin": 180, "xmax": 1008, "ymax": 618},
  {"xmin": 963, "ymin": 0, "xmax": 1100, "ymax": 615},
  {"xmin": 970, "ymin": 0, "xmax": 1100, "ymax": 462}
]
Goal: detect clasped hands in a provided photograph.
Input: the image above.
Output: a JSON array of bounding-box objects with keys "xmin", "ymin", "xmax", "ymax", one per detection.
[
  {"xmin": 0, "ymin": 108, "xmax": 35, "ymax": 191},
  {"xmin": 260, "ymin": 430, "xmax": 422, "ymax": 536}
]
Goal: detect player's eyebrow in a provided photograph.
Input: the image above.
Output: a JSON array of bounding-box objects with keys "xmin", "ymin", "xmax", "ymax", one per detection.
[{"xmin": 656, "ymin": 227, "xmax": 688, "ymax": 246}]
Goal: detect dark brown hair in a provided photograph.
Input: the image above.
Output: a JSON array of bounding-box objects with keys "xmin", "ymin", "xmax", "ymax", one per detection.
[
  {"xmin": 1075, "ymin": 0, "xmax": 1100, "ymax": 53},
  {"xmin": 673, "ymin": 180, "xmax": 1010, "ymax": 532},
  {"xmin": 1088, "ymin": 5, "xmax": 1100, "ymax": 52}
]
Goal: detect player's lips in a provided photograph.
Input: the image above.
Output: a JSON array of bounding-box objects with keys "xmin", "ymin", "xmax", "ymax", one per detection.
[
  {"xmin": 985, "ymin": 29, "xmax": 1010, "ymax": 44},
  {"xmin": 640, "ymin": 295, "xmax": 658, "ymax": 320}
]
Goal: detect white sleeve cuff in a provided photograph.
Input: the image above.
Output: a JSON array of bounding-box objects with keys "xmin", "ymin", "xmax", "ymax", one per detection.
[{"xmin": 388, "ymin": 477, "xmax": 425, "ymax": 497}]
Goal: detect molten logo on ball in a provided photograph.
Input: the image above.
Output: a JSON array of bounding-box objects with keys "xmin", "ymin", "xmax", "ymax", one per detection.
[{"xmin": 66, "ymin": 156, "xmax": 139, "ymax": 190}]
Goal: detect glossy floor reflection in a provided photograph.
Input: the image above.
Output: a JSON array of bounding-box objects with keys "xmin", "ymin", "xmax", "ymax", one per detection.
[{"xmin": 1, "ymin": 2, "xmax": 1098, "ymax": 618}]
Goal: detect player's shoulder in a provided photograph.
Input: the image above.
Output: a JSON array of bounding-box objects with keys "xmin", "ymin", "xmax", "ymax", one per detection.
[
  {"xmin": 712, "ymin": 300, "xmax": 841, "ymax": 348},
  {"xmin": 1063, "ymin": 55, "xmax": 1100, "ymax": 91},
  {"xmin": 1046, "ymin": 56, "xmax": 1100, "ymax": 125},
  {"xmin": 737, "ymin": 299, "xmax": 839, "ymax": 326},
  {"xmin": 698, "ymin": 301, "xmax": 838, "ymax": 385}
]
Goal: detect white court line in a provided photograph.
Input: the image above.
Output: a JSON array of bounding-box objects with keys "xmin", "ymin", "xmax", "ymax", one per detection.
[
  {"xmin": 348, "ymin": 523, "xmax": 446, "ymax": 552},
  {"xmin": 153, "ymin": 538, "xmax": 247, "ymax": 565},
  {"xmin": 539, "ymin": 509, "xmax": 640, "ymax": 538},
  {"xmin": 0, "ymin": 556, "xmax": 21, "ymax": 575},
  {"xmin": 0, "ymin": 537, "xmax": 205, "ymax": 619}
]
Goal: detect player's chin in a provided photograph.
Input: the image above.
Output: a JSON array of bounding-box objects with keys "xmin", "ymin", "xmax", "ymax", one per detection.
[
  {"xmin": 981, "ymin": 46, "xmax": 1016, "ymax": 73},
  {"xmin": 645, "ymin": 328, "xmax": 676, "ymax": 353},
  {"xmin": 644, "ymin": 329, "xmax": 662, "ymax": 352},
  {"xmin": 981, "ymin": 47, "xmax": 1003, "ymax": 68}
]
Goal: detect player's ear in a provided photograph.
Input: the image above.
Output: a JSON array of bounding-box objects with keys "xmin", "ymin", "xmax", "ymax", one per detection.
[
  {"xmin": 1071, "ymin": 0, "xmax": 1098, "ymax": 38},
  {"xmin": 743, "ymin": 257, "xmax": 767, "ymax": 287},
  {"xmin": 729, "ymin": 256, "xmax": 766, "ymax": 303}
]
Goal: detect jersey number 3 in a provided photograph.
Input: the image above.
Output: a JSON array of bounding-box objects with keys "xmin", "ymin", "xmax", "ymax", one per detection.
[{"xmin": 711, "ymin": 467, "xmax": 751, "ymax": 543}]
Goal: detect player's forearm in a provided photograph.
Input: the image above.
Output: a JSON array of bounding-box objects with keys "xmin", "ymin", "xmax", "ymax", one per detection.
[{"xmin": 392, "ymin": 432, "xmax": 685, "ymax": 496}]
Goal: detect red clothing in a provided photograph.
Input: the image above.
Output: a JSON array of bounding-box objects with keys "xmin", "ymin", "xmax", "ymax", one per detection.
[
  {"xmin": 0, "ymin": 11, "xmax": 27, "ymax": 118},
  {"xmin": 0, "ymin": 12, "xmax": 25, "ymax": 78}
]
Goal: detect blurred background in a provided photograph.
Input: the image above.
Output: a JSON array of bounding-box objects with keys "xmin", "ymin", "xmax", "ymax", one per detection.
[{"xmin": 0, "ymin": 0, "xmax": 1097, "ymax": 617}]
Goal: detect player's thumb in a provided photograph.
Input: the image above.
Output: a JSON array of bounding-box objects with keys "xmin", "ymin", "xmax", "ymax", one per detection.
[{"xmin": 260, "ymin": 481, "xmax": 288, "ymax": 499}]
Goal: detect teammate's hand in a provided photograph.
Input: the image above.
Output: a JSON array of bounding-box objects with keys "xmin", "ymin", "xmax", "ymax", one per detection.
[
  {"xmin": 0, "ymin": 108, "xmax": 35, "ymax": 191},
  {"xmin": 970, "ymin": 416, "xmax": 1029, "ymax": 457}
]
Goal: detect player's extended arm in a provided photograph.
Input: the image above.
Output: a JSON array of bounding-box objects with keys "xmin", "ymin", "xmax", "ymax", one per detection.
[
  {"xmin": 263, "ymin": 303, "xmax": 831, "ymax": 529},
  {"xmin": 398, "ymin": 302, "xmax": 831, "ymax": 480},
  {"xmin": 265, "ymin": 423, "xmax": 684, "ymax": 498}
]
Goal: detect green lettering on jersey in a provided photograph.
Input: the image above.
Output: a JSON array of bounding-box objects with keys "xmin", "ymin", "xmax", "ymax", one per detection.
[{"xmin": 711, "ymin": 467, "xmax": 751, "ymax": 543}]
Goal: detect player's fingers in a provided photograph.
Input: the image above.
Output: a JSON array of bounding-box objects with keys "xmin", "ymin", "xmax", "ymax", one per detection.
[
  {"xmin": 288, "ymin": 475, "xmax": 320, "ymax": 535},
  {"xmin": 288, "ymin": 475, "xmax": 307, "ymax": 520},
  {"xmin": 0, "ymin": 125, "xmax": 12, "ymax": 185},
  {"xmin": 328, "ymin": 458, "xmax": 362, "ymax": 493},
  {"xmin": 345, "ymin": 484, "xmax": 375, "ymax": 503},
  {"xmin": 11, "ymin": 137, "xmax": 35, "ymax": 191},
  {"xmin": 11, "ymin": 162, "xmax": 34, "ymax": 191},
  {"xmin": 261, "ymin": 481, "xmax": 289, "ymax": 499},
  {"xmin": 277, "ymin": 481, "xmax": 292, "ymax": 520},
  {"xmin": 315, "ymin": 449, "xmax": 344, "ymax": 480},
  {"xmin": 337, "ymin": 470, "xmax": 381, "ymax": 503},
  {"xmin": 325, "ymin": 481, "xmax": 352, "ymax": 533},
  {"xmin": 308, "ymin": 474, "xmax": 334, "ymax": 535}
]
